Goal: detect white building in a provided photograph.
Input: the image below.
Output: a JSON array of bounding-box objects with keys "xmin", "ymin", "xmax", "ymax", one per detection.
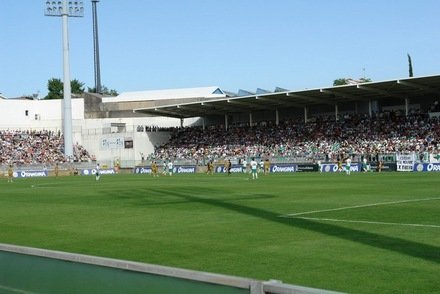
[{"xmin": 0, "ymin": 86, "xmax": 227, "ymax": 166}]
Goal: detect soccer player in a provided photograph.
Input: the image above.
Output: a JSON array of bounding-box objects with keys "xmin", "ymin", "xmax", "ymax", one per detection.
[
  {"xmin": 362, "ymin": 157, "xmax": 368, "ymax": 172},
  {"xmin": 95, "ymin": 163, "xmax": 101, "ymax": 181},
  {"xmin": 337, "ymin": 159, "xmax": 343, "ymax": 172},
  {"xmin": 54, "ymin": 163, "xmax": 59, "ymax": 177},
  {"xmin": 345, "ymin": 157, "xmax": 352, "ymax": 175},
  {"xmin": 151, "ymin": 161, "xmax": 158, "ymax": 177},
  {"xmin": 377, "ymin": 160, "xmax": 384, "ymax": 172},
  {"xmin": 207, "ymin": 160, "xmax": 213, "ymax": 175},
  {"xmin": 250, "ymin": 157, "xmax": 258, "ymax": 180},
  {"xmin": 7, "ymin": 164, "xmax": 13, "ymax": 183},
  {"xmin": 264, "ymin": 159, "xmax": 270, "ymax": 175},
  {"xmin": 162, "ymin": 161, "xmax": 167, "ymax": 175},
  {"xmin": 317, "ymin": 160, "xmax": 322, "ymax": 173},
  {"xmin": 242, "ymin": 159, "xmax": 247, "ymax": 173},
  {"xmin": 167, "ymin": 160, "xmax": 174, "ymax": 176},
  {"xmin": 259, "ymin": 160, "xmax": 264, "ymax": 173}
]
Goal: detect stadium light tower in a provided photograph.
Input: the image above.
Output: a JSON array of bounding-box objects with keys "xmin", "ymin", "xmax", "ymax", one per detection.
[
  {"xmin": 45, "ymin": 1, "xmax": 84, "ymax": 158},
  {"xmin": 92, "ymin": 0, "xmax": 102, "ymax": 94}
]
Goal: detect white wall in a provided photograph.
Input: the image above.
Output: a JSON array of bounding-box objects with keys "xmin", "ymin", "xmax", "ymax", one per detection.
[
  {"xmin": 0, "ymin": 98, "xmax": 84, "ymax": 130},
  {"xmin": 0, "ymin": 98, "xmax": 197, "ymax": 165}
]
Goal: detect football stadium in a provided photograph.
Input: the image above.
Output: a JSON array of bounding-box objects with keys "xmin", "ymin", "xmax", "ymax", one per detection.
[
  {"xmin": 1, "ymin": 2, "xmax": 440, "ymax": 294},
  {"xmin": 2, "ymin": 74, "xmax": 440, "ymax": 293}
]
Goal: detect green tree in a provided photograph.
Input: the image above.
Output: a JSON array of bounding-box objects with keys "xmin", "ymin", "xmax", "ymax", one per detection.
[
  {"xmin": 44, "ymin": 78, "xmax": 85, "ymax": 99},
  {"xmin": 87, "ymin": 85, "xmax": 119, "ymax": 96},
  {"xmin": 359, "ymin": 77, "xmax": 372, "ymax": 83},
  {"xmin": 333, "ymin": 78, "xmax": 348, "ymax": 86},
  {"xmin": 45, "ymin": 78, "xmax": 63, "ymax": 99},
  {"xmin": 333, "ymin": 77, "xmax": 372, "ymax": 86},
  {"xmin": 71, "ymin": 79, "xmax": 85, "ymax": 95},
  {"xmin": 407, "ymin": 53, "xmax": 413, "ymax": 77}
]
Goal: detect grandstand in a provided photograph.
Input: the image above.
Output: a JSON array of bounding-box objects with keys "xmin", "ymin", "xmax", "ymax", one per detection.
[{"xmin": 1, "ymin": 74, "xmax": 440, "ymax": 169}]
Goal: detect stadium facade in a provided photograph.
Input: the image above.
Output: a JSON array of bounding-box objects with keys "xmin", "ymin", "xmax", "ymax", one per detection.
[{"xmin": 1, "ymin": 75, "xmax": 440, "ymax": 167}]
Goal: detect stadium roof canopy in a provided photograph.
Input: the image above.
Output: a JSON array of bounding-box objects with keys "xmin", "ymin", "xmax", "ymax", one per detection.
[
  {"xmin": 133, "ymin": 75, "xmax": 440, "ymax": 119},
  {"xmin": 104, "ymin": 86, "xmax": 226, "ymax": 103}
]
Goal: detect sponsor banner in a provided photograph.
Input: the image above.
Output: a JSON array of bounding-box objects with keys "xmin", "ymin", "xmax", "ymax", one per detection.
[
  {"xmin": 100, "ymin": 137, "xmax": 124, "ymax": 150},
  {"xmin": 429, "ymin": 154, "xmax": 440, "ymax": 163},
  {"xmin": 172, "ymin": 166, "xmax": 196, "ymax": 174},
  {"xmin": 15, "ymin": 170, "xmax": 48, "ymax": 178},
  {"xmin": 297, "ymin": 164, "xmax": 318, "ymax": 172},
  {"xmin": 396, "ymin": 153, "xmax": 416, "ymax": 172},
  {"xmin": 270, "ymin": 164, "xmax": 297, "ymax": 173},
  {"xmin": 133, "ymin": 167, "xmax": 152, "ymax": 174},
  {"xmin": 321, "ymin": 164, "xmax": 360, "ymax": 173},
  {"xmin": 82, "ymin": 168, "xmax": 116, "ymax": 176},
  {"xmin": 413, "ymin": 163, "xmax": 440, "ymax": 172},
  {"xmin": 215, "ymin": 165, "xmax": 243, "ymax": 173}
]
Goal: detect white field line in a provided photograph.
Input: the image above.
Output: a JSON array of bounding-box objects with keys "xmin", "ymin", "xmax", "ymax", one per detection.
[
  {"xmin": 293, "ymin": 217, "xmax": 440, "ymax": 228},
  {"xmin": 0, "ymin": 285, "xmax": 36, "ymax": 294},
  {"xmin": 281, "ymin": 197, "xmax": 440, "ymax": 217}
]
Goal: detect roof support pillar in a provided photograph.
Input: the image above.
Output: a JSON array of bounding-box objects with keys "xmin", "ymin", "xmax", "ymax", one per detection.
[
  {"xmin": 180, "ymin": 118, "xmax": 184, "ymax": 128},
  {"xmin": 202, "ymin": 117, "xmax": 205, "ymax": 131},
  {"xmin": 275, "ymin": 108, "xmax": 279, "ymax": 126},
  {"xmin": 368, "ymin": 100, "xmax": 372, "ymax": 117},
  {"xmin": 335, "ymin": 104, "xmax": 338, "ymax": 121},
  {"xmin": 304, "ymin": 106, "xmax": 308, "ymax": 123},
  {"xmin": 249, "ymin": 112, "xmax": 253, "ymax": 128},
  {"xmin": 405, "ymin": 98, "xmax": 409, "ymax": 116},
  {"xmin": 224, "ymin": 113, "xmax": 228, "ymax": 131},
  {"xmin": 355, "ymin": 102, "xmax": 358, "ymax": 114}
]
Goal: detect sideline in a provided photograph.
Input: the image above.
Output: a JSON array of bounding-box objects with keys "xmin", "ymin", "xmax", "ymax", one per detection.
[
  {"xmin": 290, "ymin": 216, "xmax": 440, "ymax": 228},
  {"xmin": 281, "ymin": 197, "xmax": 440, "ymax": 217},
  {"xmin": 0, "ymin": 285, "xmax": 36, "ymax": 294}
]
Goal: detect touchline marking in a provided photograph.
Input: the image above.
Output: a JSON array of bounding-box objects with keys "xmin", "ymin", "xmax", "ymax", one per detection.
[
  {"xmin": 292, "ymin": 217, "xmax": 440, "ymax": 228},
  {"xmin": 0, "ymin": 285, "xmax": 36, "ymax": 294},
  {"xmin": 281, "ymin": 197, "xmax": 440, "ymax": 217}
]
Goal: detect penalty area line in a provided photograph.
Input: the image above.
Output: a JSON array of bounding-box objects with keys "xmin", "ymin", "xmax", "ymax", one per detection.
[
  {"xmin": 280, "ymin": 197, "xmax": 440, "ymax": 217},
  {"xmin": 285, "ymin": 216, "xmax": 440, "ymax": 229}
]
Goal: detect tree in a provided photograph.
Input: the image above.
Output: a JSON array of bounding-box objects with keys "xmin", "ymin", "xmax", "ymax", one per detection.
[
  {"xmin": 87, "ymin": 85, "xmax": 119, "ymax": 96},
  {"xmin": 333, "ymin": 77, "xmax": 372, "ymax": 86},
  {"xmin": 333, "ymin": 78, "xmax": 348, "ymax": 86},
  {"xmin": 407, "ymin": 53, "xmax": 413, "ymax": 77},
  {"xmin": 71, "ymin": 79, "xmax": 85, "ymax": 95},
  {"xmin": 45, "ymin": 78, "xmax": 63, "ymax": 99},
  {"xmin": 44, "ymin": 78, "xmax": 85, "ymax": 99},
  {"xmin": 359, "ymin": 77, "xmax": 372, "ymax": 83}
]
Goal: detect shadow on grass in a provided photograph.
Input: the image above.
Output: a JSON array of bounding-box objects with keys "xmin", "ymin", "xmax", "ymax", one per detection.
[
  {"xmin": 153, "ymin": 187, "xmax": 440, "ymax": 264},
  {"xmin": 107, "ymin": 187, "xmax": 276, "ymax": 207}
]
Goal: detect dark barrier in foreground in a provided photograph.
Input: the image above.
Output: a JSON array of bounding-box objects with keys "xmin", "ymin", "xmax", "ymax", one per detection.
[{"xmin": 0, "ymin": 244, "xmax": 341, "ymax": 294}]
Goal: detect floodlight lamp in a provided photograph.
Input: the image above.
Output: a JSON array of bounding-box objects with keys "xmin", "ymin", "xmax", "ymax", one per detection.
[{"xmin": 44, "ymin": 1, "xmax": 58, "ymax": 15}]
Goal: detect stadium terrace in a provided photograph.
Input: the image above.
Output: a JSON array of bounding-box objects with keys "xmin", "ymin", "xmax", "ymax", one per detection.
[{"xmin": 1, "ymin": 75, "xmax": 440, "ymax": 170}]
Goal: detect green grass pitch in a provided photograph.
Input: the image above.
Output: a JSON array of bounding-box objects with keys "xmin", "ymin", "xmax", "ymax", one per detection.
[{"xmin": 1, "ymin": 172, "xmax": 439, "ymax": 293}]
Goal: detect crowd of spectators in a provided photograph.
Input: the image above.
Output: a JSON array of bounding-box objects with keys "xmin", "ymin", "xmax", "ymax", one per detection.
[
  {"xmin": 3, "ymin": 111, "xmax": 439, "ymax": 166},
  {"xmin": 0, "ymin": 129, "xmax": 95, "ymax": 165},
  {"xmin": 151, "ymin": 111, "xmax": 440, "ymax": 162}
]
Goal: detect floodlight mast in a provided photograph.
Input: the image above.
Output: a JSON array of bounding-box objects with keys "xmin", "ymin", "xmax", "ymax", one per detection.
[
  {"xmin": 92, "ymin": 0, "xmax": 102, "ymax": 94},
  {"xmin": 44, "ymin": 1, "xmax": 84, "ymax": 159}
]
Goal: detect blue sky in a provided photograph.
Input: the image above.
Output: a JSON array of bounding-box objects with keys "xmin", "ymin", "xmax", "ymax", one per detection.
[{"xmin": 1, "ymin": 1, "xmax": 439, "ymax": 98}]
